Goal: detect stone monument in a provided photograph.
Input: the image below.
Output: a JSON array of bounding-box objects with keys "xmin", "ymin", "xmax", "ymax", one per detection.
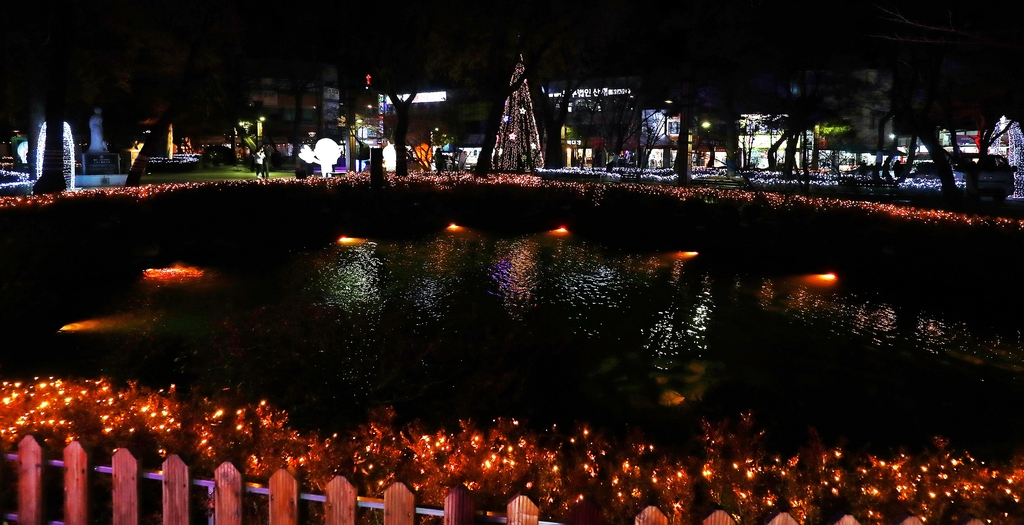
[
  {"xmin": 88, "ymin": 108, "xmax": 108, "ymax": 152},
  {"xmin": 80, "ymin": 107, "xmax": 125, "ymax": 186}
]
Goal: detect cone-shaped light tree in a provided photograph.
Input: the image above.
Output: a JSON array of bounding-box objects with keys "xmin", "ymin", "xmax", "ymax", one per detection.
[{"xmin": 492, "ymin": 57, "xmax": 543, "ymax": 173}]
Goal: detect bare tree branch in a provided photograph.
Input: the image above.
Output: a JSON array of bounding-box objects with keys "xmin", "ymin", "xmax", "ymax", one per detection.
[{"xmin": 873, "ymin": 5, "xmax": 1024, "ymax": 50}]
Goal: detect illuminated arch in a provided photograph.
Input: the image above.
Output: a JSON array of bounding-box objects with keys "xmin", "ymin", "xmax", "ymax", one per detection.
[{"xmin": 35, "ymin": 121, "xmax": 76, "ymax": 189}]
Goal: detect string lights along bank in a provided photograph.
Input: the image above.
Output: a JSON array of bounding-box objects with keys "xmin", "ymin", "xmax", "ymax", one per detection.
[
  {"xmin": 2, "ymin": 173, "xmax": 1023, "ymax": 233},
  {"xmin": 3, "ymin": 379, "xmax": 1024, "ymax": 525}
]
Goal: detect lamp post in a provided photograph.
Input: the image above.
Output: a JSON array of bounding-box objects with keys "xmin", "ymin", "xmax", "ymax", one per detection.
[
  {"xmin": 257, "ymin": 116, "xmax": 265, "ymax": 149},
  {"xmin": 700, "ymin": 121, "xmax": 712, "ymax": 168}
]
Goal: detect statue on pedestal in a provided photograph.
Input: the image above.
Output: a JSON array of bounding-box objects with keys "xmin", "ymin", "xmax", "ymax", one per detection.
[{"xmin": 88, "ymin": 108, "xmax": 107, "ymax": 152}]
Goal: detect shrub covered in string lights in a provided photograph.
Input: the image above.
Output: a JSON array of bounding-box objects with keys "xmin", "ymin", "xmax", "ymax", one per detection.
[
  {"xmin": 536, "ymin": 167, "xmax": 676, "ymax": 183},
  {"xmin": 144, "ymin": 153, "xmax": 202, "ymax": 173},
  {"xmin": 0, "ymin": 168, "xmax": 32, "ymax": 193},
  {"xmin": 2, "ymin": 378, "xmax": 1022, "ymax": 525}
]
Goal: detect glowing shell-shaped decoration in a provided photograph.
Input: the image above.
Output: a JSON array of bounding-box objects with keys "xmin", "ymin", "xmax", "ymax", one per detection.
[
  {"xmin": 383, "ymin": 144, "xmax": 396, "ymax": 171},
  {"xmin": 298, "ymin": 138, "xmax": 343, "ymax": 176},
  {"xmin": 17, "ymin": 141, "xmax": 29, "ymax": 164},
  {"xmin": 36, "ymin": 121, "xmax": 76, "ymax": 189}
]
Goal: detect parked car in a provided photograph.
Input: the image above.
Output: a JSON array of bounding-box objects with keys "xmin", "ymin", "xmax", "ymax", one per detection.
[
  {"xmin": 952, "ymin": 154, "xmax": 1015, "ymax": 200},
  {"xmin": 910, "ymin": 161, "xmax": 938, "ymax": 177},
  {"xmin": 202, "ymin": 145, "xmax": 237, "ymax": 166}
]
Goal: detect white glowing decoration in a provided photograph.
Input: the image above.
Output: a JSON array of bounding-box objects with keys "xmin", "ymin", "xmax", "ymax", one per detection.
[
  {"xmin": 387, "ymin": 91, "xmax": 447, "ymax": 104},
  {"xmin": 35, "ymin": 121, "xmax": 76, "ymax": 189},
  {"xmin": 17, "ymin": 141, "xmax": 28, "ymax": 164},
  {"xmin": 298, "ymin": 138, "xmax": 342, "ymax": 176},
  {"xmin": 999, "ymin": 116, "xmax": 1024, "ymax": 198},
  {"xmin": 383, "ymin": 144, "xmax": 396, "ymax": 171}
]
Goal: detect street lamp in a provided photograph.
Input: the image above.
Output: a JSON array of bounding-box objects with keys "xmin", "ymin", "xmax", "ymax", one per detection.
[{"xmin": 258, "ymin": 116, "xmax": 265, "ymax": 148}]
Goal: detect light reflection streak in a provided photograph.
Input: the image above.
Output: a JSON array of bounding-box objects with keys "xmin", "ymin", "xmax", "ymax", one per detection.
[
  {"xmin": 489, "ymin": 238, "xmax": 539, "ymax": 318},
  {"xmin": 58, "ymin": 314, "xmax": 142, "ymax": 333},
  {"xmin": 313, "ymin": 242, "xmax": 384, "ymax": 310},
  {"xmin": 756, "ymin": 276, "xmax": 1024, "ymax": 367},
  {"xmin": 645, "ymin": 276, "xmax": 714, "ymax": 370}
]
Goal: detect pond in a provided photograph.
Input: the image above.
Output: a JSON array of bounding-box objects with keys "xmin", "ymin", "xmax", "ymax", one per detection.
[{"xmin": 20, "ymin": 226, "xmax": 1024, "ymax": 457}]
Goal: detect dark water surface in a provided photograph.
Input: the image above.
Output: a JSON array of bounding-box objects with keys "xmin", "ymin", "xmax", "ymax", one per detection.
[{"xmin": 20, "ymin": 227, "xmax": 1024, "ymax": 457}]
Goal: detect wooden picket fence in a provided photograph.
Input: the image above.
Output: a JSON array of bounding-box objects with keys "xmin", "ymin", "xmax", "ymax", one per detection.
[{"xmin": 0, "ymin": 436, "xmax": 987, "ymax": 525}]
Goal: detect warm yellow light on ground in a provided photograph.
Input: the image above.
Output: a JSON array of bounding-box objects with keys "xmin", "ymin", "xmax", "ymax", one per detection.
[
  {"xmin": 553, "ymin": 226, "xmax": 568, "ymax": 233},
  {"xmin": 337, "ymin": 236, "xmax": 363, "ymax": 244},
  {"xmin": 142, "ymin": 266, "xmax": 204, "ymax": 281},
  {"xmin": 58, "ymin": 314, "xmax": 138, "ymax": 333},
  {"xmin": 678, "ymin": 251, "xmax": 698, "ymax": 258},
  {"xmin": 59, "ymin": 320, "xmax": 103, "ymax": 332},
  {"xmin": 801, "ymin": 272, "xmax": 838, "ymax": 286},
  {"xmin": 447, "ymin": 224, "xmax": 461, "ymax": 231}
]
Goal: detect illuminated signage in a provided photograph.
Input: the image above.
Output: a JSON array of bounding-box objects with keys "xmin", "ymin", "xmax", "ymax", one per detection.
[
  {"xmin": 387, "ymin": 91, "xmax": 448, "ymax": 104},
  {"xmin": 548, "ymin": 87, "xmax": 632, "ymax": 98}
]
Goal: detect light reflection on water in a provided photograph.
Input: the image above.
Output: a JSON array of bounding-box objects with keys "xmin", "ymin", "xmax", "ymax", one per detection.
[
  {"xmin": 759, "ymin": 277, "xmax": 1024, "ymax": 370},
  {"xmin": 312, "ymin": 241, "xmax": 385, "ymax": 310},
  {"xmin": 489, "ymin": 237, "xmax": 540, "ymax": 318},
  {"xmin": 296, "ymin": 230, "xmax": 1024, "ymax": 374},
  {"xmin": 66, "ymin": 231, "xmax": 1024, "ymax": 372},
  {"xmin": 54, "ymin": 229, "xmax": 1024, "ymax": 446}
]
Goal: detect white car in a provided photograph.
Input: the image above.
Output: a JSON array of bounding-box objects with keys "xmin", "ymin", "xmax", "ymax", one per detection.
[{"xmin": 952, "ymin": 154, "xmax": 1016, "ymax": 199}]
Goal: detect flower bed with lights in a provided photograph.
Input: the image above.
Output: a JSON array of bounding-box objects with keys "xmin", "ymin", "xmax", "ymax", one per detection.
[{"xmin": 2, "ymin": 378, "xmax": 1022, "ymax": 525}]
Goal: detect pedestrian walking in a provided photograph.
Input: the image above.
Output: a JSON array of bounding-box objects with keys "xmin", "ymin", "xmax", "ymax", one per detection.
[
  {"xmin": 254, "ymin": 148, "xmax": 266, "ymax": 178},
  {"xmin": 260, "ymin": 144, "xmax": 274, "ymax": 179}
]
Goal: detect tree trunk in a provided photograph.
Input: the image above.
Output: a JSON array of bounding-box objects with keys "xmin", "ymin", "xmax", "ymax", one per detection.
[
  {"xmin": 473, "ymin": 92, "xmax": 508, "ymax": 177},
  {"xmin": 917, "ymin": 128, "xmax": 958, "ymax": 197},
  {"xmin": 800, "ymin": 132, "xmax": 811, "ymax": 193},
  {"xmin": 783, "ymin": 131, "xmax": 799, "ymax": 179},
  {"xmin": 721, "ymin": 80, "xmax": 739, "ymax": 177},
  {"xmin": 725, "ymin": 120, "xmax": 738, "ymax": 177},
  {"xmin": 673, "ymin": 106, "xmax": 691, "ymax": 186},
  {"xmin": 391, "ymin": 94, "xmax": 414, "ymax": 177},
  {"xmin": 873, "ymin": 110, "xmax": 893, "ymax": 180},
  {"xmin": 290, "ymin": 83, "xmax": 305, "ymax": 163},
  {"xmin": 906, "ymin": 133, "xmax": 918, "ymax": 166},
  {"xmin": 811, "ymin": 125, "xmax": 820, "ymax": 171},
  {"xmin": 26, "ymin": 44, "xmax": 46, "ymax": 179},
  {"xmin": 474, "ymin": 59, "xmax": 530, "ymax": 177},
  {"xmin": 766, "ymin": 134, "xmax": 786, "ymax": 172},
  {"xmin": 541, "ymin": 87, "xmax": 570, "ymax": 169},
  {"xmin": 34, "ymin": 10, "xmax": 70, "ymax": 195},
  {"xmin": 126, "ymin": 11, "xmax": 212, "ymax": 186},
  {"xmin": 544, "ymin": 118, "xmax": 565, "ymax": 169}
]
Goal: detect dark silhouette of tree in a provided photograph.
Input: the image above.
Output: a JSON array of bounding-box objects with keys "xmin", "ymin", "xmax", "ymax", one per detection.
[
  {"xmin": 371, "ymin": 11, "xmax": 436, "ymax": 178},
  {"xmin": 33, "ymin": 4, "xmax": 72, "ymax": 194},
  {"xmin": 876, "ymin": 4, "xmax": 1024, "ymax": 199},
  {"xmin": 430, "ymin": 0, "xmax": 572, "ymax": 177},
  {"xmin": 125, "ymin": 7, "xmax": 219, "ymax": 186}
]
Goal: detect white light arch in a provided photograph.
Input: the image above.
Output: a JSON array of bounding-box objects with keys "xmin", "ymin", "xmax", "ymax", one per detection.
[{"xmin": 35, "ymin": 121, "xmax": 76, "ymax": 189}]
